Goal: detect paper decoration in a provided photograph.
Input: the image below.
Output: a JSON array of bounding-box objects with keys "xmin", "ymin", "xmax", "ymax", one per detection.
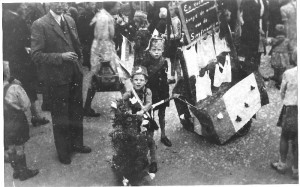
[
  {"xmin": 121, "ymin": 35, "xmax": 127, "ymax": 62},
  {"xmin": 152, "ymin": 29, "xmax": 159, "ymax": 37},
  {"xmin": 223, "ymin": 55, "xmax": 232, "ymax": 83},
  {"xmin": 196, "ymin": 70, "xmax": 212, "ymax": 101},
  {"xmin": 182, "ymin": 45, "xmax": 200, "ymax": 77},
  {"xmin": 213, "ymin": 64, "xmax": 223, "ymax": 87}
]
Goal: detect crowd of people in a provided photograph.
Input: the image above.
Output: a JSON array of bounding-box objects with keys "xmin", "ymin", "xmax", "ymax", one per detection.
[{"xmin": 2, "ymin": 0, "xmax": 298, "ymax": 183}]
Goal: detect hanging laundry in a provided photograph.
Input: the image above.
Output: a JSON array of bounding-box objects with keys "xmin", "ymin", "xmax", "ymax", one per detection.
[
  {"xmin": 201, "ymin": 34, "xmax": 217, "ymax": 65},
  {"xmin": 213, "ymin": 63, "xmax": 224, "ymax": 87},
  {"xmin": 223, "ymin": 54, "xmax": 232, "ymax": 83},
  {"xmin": 183, "ymin": 45, "xmax": 200, "ymax": 77},
  {"xmin": 196, "ymin": 42, "xmax": 208, "ymax": 68},
  {"xmin": 196, "ymin": 70, "xmax": 212, "ymax": 102}
]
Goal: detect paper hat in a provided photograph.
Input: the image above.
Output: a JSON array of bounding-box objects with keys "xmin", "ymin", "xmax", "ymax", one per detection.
[{"xmin": 131, "ymin": 66, "xmax": 148, "ymax": 77}]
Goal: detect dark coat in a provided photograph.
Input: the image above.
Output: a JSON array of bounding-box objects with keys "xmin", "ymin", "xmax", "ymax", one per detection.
[
  {"xmin": 77, "ymin": 10, "xmax": 95, "ymax": 46},
  {"xmin": 31, "ymin": 12, "xmax": 83, "ymax": 86},
  {"xmin": 240, "ymin": 0, "xmax": 268, "ymax": 53},
  {"xmin": 3, "ymin": 10, "xmax": 38, "ymax": 100},
  {"xmin": 142, "ymin": 53, "xmax": 169, "ymax": 107},
  {"xmin": 3, "ymin": 11, "xmax": 34, "ymax": 82}
]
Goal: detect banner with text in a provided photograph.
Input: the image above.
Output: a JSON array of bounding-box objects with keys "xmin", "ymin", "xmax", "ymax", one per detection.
[{"xmin": 179, "ymin": 0, "xmax": 218, "ymax": 45}]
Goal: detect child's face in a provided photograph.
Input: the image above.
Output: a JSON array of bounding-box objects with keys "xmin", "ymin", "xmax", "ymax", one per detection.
[
  {"xmin": 169, "ymin": 6, "xmax": 176, "ymax": 17},
  {"xmin": 149, "ymin": 43, "xmax": 164, "ymax": 59},
  {"xmin": 132, "ymin": 74, "xmax": 147, "ymax": 90}
]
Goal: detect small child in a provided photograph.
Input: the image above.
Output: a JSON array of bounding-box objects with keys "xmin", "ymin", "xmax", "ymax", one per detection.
[
  {"xmin": 155, "ymin": 7, "xmax": 168, "ymax": 36},
  {"xmin": 271, "ymin": 49, "xmax": 298, "ymax": 180},
  {"xmin": 122, "ymin": 65, "xmax": 158, "ymax": 173},
  {"xmin": 164, "ymin": 1, "xmax": 182, "ymax": 83},
  {"xmin": 3, "ymin": 61, "xmax": 39, "ymax": 181},
  {"xmin": 267, "ymin": 24, "xmax": 294, "ymax": 89},
  {"xmin": 142, "ymin": 36, "xmax": 172, "ymax": 147},
  {"xmin": 133, "ymin": 11, "xmax": 152, "ymax": 66}
]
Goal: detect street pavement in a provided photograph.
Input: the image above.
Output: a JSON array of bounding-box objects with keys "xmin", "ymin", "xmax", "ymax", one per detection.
[{"xmin": 4, "ymin": 51, "xmax": 299, "ymax": 186}]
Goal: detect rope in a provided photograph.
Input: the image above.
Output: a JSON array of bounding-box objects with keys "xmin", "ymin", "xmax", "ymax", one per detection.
[{"xmin": 175, "ymin": 97, "xmax": 200, "ymax": 110}]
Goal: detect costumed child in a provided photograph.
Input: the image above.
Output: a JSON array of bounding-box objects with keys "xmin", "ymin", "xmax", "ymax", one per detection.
[
  {"xmin": 133, "ymin": 11, "xmax": 152, "ymax": 66},
  {"xmin": 142, "ymin": 36, "xmax": 172, "ymax": 147},
  {"xmin": 163, "ymin": 1, "xmax": 182, "ymax": 84},
  {"xmin": 3, "ymin": 61, "xmax": 39, "ymax": 181},
  {"xmin": 266, "ymin": 24, "xmax": 294, "ymax": 89},
  {"xmin": 271, "ymin": 48, "xmax": 298, "ymax": 180},
  {"xmin": 122, "ymin": 65, "xmax": 158, "ymax": 173},
  {"xmin": 110, "ymin": 66, "xmax": 157, "ymax": 185}
]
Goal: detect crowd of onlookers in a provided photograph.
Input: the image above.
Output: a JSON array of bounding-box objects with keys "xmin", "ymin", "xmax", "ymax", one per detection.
[{"xmin": 2, "ymin": 0, "xmax": 298, "ymax": 183}]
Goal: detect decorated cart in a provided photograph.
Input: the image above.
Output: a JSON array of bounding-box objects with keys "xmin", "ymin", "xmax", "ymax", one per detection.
[{"xmin": 172, "ymin": 0, "xmax": 269, "ymax": 145}]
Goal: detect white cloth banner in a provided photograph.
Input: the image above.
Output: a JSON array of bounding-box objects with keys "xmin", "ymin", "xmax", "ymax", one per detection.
[{"xmin": 182, "ymin": 45, "xmax": 200, "ymax": 77}]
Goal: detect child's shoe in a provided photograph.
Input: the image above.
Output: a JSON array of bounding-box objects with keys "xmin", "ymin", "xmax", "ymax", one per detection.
[{"xmin": 271, "ymin": 161, "xmax": 288, "ymax": 174}]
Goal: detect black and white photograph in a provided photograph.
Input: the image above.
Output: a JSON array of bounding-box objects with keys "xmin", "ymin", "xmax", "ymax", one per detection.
[{"xmin": 1, "ymin": 0, "xmax": 298, "ymax": 186}]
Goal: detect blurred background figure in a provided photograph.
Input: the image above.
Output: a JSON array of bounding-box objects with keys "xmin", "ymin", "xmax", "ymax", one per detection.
[
  {"xmin": 2, "ymin": 3, "xmax": 49, "ymax": 127},
  {"xmin": 77, "ymin": 2, "xmax": 97, "ymax": 70},
  {"xmin": 280, "ymin": 0, "xmax": 297, "ymax": 48}
]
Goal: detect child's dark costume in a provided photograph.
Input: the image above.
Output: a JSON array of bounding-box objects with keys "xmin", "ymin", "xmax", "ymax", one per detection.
[
  {"xmin": 142, "ymin": 53, "xmax": 169, "ymax": 110},
  {"xmin": 141, "ymin": 53, "xmax": 171, "ymax": 146}
]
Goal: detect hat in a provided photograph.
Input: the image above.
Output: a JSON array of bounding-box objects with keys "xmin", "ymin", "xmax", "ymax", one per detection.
[{"xmin": 131, "ymin": 66, "xmax": 148, "ymax": 78}]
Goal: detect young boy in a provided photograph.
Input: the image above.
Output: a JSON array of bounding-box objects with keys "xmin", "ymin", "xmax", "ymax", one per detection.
[
  {"xmin": 271, "ymin": 48, "xmax": 298, "ymax": 180},
  {"xmin": 123, "ymin": 65, "xmax": 158, "ymax": 173},
  {"xmin": 3, "ymin": 61, "xmax": 39, "ymax": 181},
  {"xmin": 142, "ymin": 36, "xmax": 172, "ymax": 147}
]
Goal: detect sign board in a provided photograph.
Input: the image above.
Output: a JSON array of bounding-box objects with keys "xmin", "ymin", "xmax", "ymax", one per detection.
[{"xmin": 178, "ymin": 0, "xmax": 219, "ymax": 46}]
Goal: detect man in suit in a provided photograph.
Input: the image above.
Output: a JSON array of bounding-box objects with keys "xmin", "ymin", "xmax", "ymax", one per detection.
[{"xmin": 31, "ymin": 2, "xmax": 91, "ymax": 165}]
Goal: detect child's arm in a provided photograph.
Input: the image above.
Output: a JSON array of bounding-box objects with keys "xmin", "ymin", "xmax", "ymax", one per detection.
[
  {"xmin": 5, "ymin": 85, "xmax": 31, "ymax": 111},
  {"xmin": 280, "ymin": 72, "xmax": 288, "ymax": 100}
]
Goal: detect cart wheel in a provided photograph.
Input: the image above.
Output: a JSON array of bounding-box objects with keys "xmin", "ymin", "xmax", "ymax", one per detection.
[{"xmin": 236, "ymin": 119, "xmax": 252, "ymax": 137}]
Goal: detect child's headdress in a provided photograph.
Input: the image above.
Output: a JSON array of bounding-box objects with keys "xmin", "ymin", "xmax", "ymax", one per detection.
[
  {"xmin": 131, "ymin": 65, "xmax": 148, "ymax": 78},
  {"xmin": 145, "ymin": 35, "xmax": 165, "ymax": 51}
]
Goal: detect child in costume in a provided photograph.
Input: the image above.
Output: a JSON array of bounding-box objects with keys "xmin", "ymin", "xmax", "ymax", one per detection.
[
  {"xmin": 110, "ymin": 66, "xmax": 158, "ymax": 185},
  {"xmin": 3, "ymin": 61, "xmax": 39, "ymax": 181},
  {"xmin": 122, "ymin": 65, "xmax": 158, "ymax": 173},
  {"xmin": 141, "ymin": 36, "xmax": 172, "ymax": 147},
  {"xmin": 271, "ymin": 49, "xmax": 298, "ymax": 180},
  {"xmin": 133, "ymin": 11, "xmax": 152, "ymax": 66}
]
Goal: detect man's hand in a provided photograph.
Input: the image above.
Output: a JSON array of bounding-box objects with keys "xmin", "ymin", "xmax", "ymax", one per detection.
[{"xmin": 62, "ymin": 52, "xmax": 78, "ymax": 61}]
